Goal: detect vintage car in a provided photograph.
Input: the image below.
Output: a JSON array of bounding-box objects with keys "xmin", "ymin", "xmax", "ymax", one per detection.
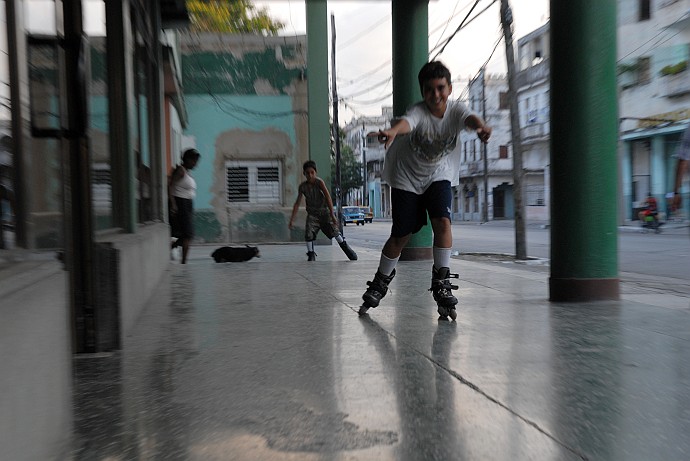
[
  {"xmin": 341, "ymin": 206, "xmax": 365, "ymax": 226},
  {"xmin": 359, "ymin": 206, "xmax": 374, "ymax": 223}
]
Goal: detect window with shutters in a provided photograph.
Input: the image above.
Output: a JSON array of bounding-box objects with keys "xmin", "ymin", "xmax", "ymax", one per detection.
[
  {"xmin": 526, "ymin": 184, "xmax": 545, "ymax": 206},
  {"xmin": 226, "ymin": 160, "xmax": 281, "ymax": 204}
]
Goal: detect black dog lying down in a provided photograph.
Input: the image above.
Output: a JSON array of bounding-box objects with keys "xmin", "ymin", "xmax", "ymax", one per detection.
[{"xmin": 211, "ymin": 245, "xmax": 261, "ymax": 263}]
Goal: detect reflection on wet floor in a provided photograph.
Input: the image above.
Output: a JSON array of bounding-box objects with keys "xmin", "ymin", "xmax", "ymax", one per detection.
[{"xmin": 69, "ymin": 245, "xmax": 690, "ymax": 460}]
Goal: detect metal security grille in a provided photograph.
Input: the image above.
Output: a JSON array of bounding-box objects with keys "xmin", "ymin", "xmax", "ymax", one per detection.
[
  {"xmin": 525, "ymin": 184, "xmax": 545, "ymax": 206},
  {"xmin": 92, "ymin": 168, "xmax": 111, "ymax": 185},
  {"xmin": 255, "ymin": 166, "xmax": 280, "ymax": 203},
  {"xmin": 226, "ymin": 161, "xmax": 281, "ymax": 204},
  {"xmin": 227, "ymin": 167, "xmax": 249, "ymax": 203},
  {"xmin": 258, "ymin": 167, "xmax": 279, "ymax": 182}
]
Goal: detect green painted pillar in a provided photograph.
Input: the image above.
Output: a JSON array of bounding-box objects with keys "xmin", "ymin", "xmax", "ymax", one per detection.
[
  {"xmin": 305, "ymin": 0, "xmax": 331, "ymax": 191},
  {"xmin": 549, "ymin": 0, "xmax": 619, "ymax": 301},
  {"xmin": 392, "ymin": 0, "xmax": 432, "ymax": 261}
]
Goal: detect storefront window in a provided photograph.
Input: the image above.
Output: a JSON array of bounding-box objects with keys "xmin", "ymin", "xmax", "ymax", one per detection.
[
  {"xmin": 0, "ymin": 0, "xmax": 14, "ymax": 251},
  {"xmin": 24, "ymin": 0, "xmax": 57, "ymax": 35},
  {"xmin": 88, "ymin": 4, "xmax": 112, "ymax": 230},
  {"xmin": 134, "ymin": 27, "xmax": 152, "ymax": 223}
]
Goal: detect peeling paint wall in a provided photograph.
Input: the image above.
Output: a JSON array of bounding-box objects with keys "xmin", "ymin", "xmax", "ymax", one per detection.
[{"xmin": 181, "ymin": 33, "xmax": 309, "ymax": 243}]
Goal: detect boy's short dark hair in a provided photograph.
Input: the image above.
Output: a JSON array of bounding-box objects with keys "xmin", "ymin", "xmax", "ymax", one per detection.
[
  {"xmin": 303, "ymin": 160, "xmax": 317, "ymax": 172},
  {"xmin": 418, "ymin": 61, "xmax": 452, "ymax": 93}
]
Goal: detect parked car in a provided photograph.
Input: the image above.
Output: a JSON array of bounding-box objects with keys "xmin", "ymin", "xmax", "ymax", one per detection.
[
  {"xmin": 341, "ymin": 206, "xmax": 365, "ymax": 226},
  {"xmin": 359, "ymin": 206, "xmax": 374, "ymax": 223}
]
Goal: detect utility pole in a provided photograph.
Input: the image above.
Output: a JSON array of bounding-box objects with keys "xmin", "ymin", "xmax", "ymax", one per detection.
[
  {"xmin": 330, "ymin": 14, "xmax": 343, "ymax": 233},
  {"xmin": 481, "ymin": 67, "xmax": 489, "ymax": 223},
  {"xmin": 362, "ymin": 124, "xmax": 368, "ymax": 207},
  {"xmin": 500, "ymin": 0, "xmax": 527, "ymax": 260}
]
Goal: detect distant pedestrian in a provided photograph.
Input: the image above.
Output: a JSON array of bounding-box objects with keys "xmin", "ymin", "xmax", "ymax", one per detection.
[
  {"xmin": 169, "ymin": 148, "xmax": 201, "ymax": 264},
  {"xmin": 289, "ymin": 160, "xmax": 357, "ymax": 261},
  {"xmin": 672, "ymin": 124, "xmax": 689, "ymax": 219},
  {"xmin": 359, "ymin": 61, "xmax": 491, "ymax": 320}
]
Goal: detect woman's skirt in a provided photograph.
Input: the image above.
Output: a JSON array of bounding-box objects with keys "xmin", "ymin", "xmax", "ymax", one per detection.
[{"xmin": 170, "ymin": 196, "xmax": 194, "ymax": 239}]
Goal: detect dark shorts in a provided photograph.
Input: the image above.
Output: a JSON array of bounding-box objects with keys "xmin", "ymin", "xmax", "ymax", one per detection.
[
  {"xmin": 390, "ymin": 180, "xmax": 452, "ymax": 238},
  {"xmin": 170, "ymin": 196, "xmax": 194, "ymax": 239}
]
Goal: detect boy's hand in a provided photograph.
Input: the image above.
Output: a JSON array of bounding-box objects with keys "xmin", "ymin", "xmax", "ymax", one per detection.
[
  {"xmin": 288, "ymin": 220, "xmax": 294, "ymax": 230},
  {"xmin": 377, "ymin": 129, "xmax": 395, "ymax": 148},
  {"xmin": 477, "ymin": 125, "xmax": 492, "ymax": 143}
]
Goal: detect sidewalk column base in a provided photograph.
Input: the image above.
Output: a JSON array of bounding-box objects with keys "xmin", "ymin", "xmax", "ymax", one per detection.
[{"xmin": 549, "ymin": 278, "xmax": 620, "ymax": 302}]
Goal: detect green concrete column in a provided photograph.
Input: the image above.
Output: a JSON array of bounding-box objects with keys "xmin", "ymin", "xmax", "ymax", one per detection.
[
  {"xmin": 392, "ymin": 0, "xmax": 432, "ymax": 261},
  {"xmin": 306, "ymin": 0, "xmax": 331, "ymax": 191},
  {"xmin": 549, "ymin": 0, "xmax": 619, "ymax": 301},
  {"xmin": 621, "ymin": 141, "xmax": 632, "ymax": 221}
]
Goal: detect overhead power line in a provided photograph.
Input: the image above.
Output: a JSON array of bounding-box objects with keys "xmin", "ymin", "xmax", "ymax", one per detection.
[
  {"xmin": 430, "ymin": 0, "xmax": 498, "ymax": 61},
  {"xmin": 337, "ymin": 16, "xmax": 390, "ymax": 51}
]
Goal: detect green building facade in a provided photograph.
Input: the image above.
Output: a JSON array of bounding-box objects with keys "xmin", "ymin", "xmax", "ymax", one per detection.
[{"xmin": 180, "ymin": 33, "xmax": 309, "ymax": 243}]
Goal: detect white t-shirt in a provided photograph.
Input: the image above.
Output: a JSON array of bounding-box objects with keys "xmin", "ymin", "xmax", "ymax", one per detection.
[
  {"xmin": 676, "ymin": 124, "xmax": 690, "ymax": 161},
  {"xmin": 171, "ymin": 167, "xmax": 197, "ymax": 200},
  {"xmin": 382, "ymin": 99, "xmax": 473, "ymax": 194}
]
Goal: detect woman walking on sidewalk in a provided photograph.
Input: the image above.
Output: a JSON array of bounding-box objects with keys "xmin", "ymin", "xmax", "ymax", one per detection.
[{"xmin": 169, "ymin": 148, "xmax": 201, "ymax": 264}]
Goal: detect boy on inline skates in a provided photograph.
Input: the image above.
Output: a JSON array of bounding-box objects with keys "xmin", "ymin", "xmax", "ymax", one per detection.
[
  {"xmin": 289, "ymin": 160, "xmax": 358, "ymax": 261},
  {"xmin": 359, "ymin": 61, "xmax": 491, "ymax": 319}
]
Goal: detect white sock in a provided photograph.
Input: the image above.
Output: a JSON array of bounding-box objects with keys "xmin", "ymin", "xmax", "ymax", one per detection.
[
  {"xmin": 334, "ymin": 235, "xmax": 344, "ymax": 243},
  {"xmin": 306, "ymin": 241, "xmax": 315, "ymax": 252},
  {"xmin": 378, "ymin": 254, "xmax": 399, "ymax": 276},
  {"xmin": 433, "ymin": 246, "xmax": 452, "ymax": 270}
]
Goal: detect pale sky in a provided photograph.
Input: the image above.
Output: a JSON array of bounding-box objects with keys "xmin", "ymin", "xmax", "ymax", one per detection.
[
  {"xmin": 0, "ymin": 1, "xmax": 550, "ymax": 123},
  {"xmin": 255, "ymin": 0, "xmax": 550, "ymax": 122}
]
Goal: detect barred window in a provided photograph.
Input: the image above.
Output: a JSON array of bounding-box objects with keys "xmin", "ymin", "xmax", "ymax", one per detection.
[
  {"xmin": 525, "ymin": 184, "xmax": 545, "ymax": 206},
  {"xmin": 499, "ymin": 91, "xmax": 509, "ymax": 110},
  {"xmin": 227, "ymin": 167, "xmax": 249, "ymax": 203},
  {"xmin": 226, "ymin": 161, "xmax": 281, "ymax": 204}
]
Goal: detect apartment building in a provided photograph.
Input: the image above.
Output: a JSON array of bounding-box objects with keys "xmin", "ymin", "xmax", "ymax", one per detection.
[{"xmin": 617, "ymin": 0, "xmax": 690, "ymax": 221}]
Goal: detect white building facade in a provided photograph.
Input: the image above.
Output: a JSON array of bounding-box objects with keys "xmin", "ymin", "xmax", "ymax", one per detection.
[
  {"xmin": 457, "ymin": 72, "xmax": 513, "ymax": 221},
  {"xmin": 617, "ymin": 0, "xmax": 690, "ymax": 222},
  {"xmin": 342, "ymin": 107, "xmax": 393, "ymax": 218},
  {"xmin": 515, "ymin": 23, "xmax": 551, "ymax": 222}
]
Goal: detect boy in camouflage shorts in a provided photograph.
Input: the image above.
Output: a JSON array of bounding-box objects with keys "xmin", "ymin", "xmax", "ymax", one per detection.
[{"xmin": 289, "ymin": 160, "xmax": 358, "ymax": 261}]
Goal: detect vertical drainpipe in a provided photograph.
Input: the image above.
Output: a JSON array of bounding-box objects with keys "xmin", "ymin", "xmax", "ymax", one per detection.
[
  {"xmin": 392, "ymin": 0, "xmax": 432, "ymax": 261},
  {"xmin": 305, "ymin": 0, "xmax": 331, "ymax": 192},
  {"xmin": 64, "ymin": 0, "xmax": 97, "ymax": 351},
  {"xmin": 549, "ymin": 0, "xmax": 620, "ymax": 301},
  {"xmin": 150, "ymin": 1, "xmax": 165, "ymax": 221},
  {"xmin": 106, "ymin": 0, "xmax": 137, "ymax": 233}
]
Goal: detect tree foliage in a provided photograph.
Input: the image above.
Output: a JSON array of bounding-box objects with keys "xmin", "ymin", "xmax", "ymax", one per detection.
[{"xmin": 186, "ymin": 0, "xmax": 285, "ymax": 35}]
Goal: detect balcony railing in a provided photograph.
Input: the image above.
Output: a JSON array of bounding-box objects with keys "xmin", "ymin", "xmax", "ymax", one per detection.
[
  {"xmin": 660, "ymin": 71, "xmax": 690, "ymax": 98},
  {"xmin": 521, "ymin": 122, "xmax": 549, "ymax": 140}
]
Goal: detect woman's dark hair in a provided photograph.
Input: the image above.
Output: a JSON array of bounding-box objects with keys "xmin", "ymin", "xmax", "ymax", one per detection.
[
  {"xmin": 182, "ymin": 148, "xmax": 201, "ymax": 163},
  {"xmin": 417, "ymin": 61, "xmax": 452, "ymax": 93},
  {"xmin": 303, "ymin": 160, "xmax": 317, "ymax": 172}
]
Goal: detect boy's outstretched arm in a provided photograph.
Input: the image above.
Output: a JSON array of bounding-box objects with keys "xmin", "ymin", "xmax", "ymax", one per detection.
[
  {"xmin": 464, "ymin": 114, "xmax": 492, "ymax": 143},
  {"xmin": 288, "ymin": 193, "xmax": 303, "ymax": 229},
  {"xmin": 317, "ymin": 178, "xmax": 339, "ymax": 225},
  {"xmin": 374, "ymin": 119, "xmax": 411, "ymax": 148}
]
